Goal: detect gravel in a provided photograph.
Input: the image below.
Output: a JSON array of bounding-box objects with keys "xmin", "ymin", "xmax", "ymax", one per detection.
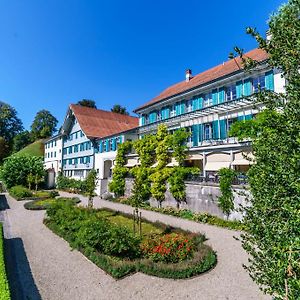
[{"xmin": 0, "ymin": 192, "xmax": 271, "ymax": 300}]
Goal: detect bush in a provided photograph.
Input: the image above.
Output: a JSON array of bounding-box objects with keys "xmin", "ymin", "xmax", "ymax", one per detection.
[
  {"xmin": 141, "ymin": 233, "xmax": 196, "ymax": 263},
  {"xmin": 9, "ymin": 185, "xmax": 33, "ymax": 200},
  {"xmin": 24, "ymin": 197, "xmax": 80, "ymax": 210},
  {"xmin": 44, "ymin": 202, "xmax": 216, "ymax": 279},
  {"xmin": 0, "ymin": 223, "xmax": 11, "ymax": 300},
  {"xmin": 56, "ymin": 174, "xmax": 87, "ymax": 193}
]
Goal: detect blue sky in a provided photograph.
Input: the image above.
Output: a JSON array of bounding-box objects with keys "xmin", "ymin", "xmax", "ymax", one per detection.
[{"xmin": 0, "ymin": 0, "xmax": 283, "ymax": 130}]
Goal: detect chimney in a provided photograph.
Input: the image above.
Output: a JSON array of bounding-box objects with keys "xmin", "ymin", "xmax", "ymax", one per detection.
[{"xmin": 186, "ymin": 69, "xmax": 192, "ymax": 82}]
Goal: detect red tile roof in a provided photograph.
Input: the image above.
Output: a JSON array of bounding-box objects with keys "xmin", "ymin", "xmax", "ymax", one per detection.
[
  {"xmin": 135, "ymin": 48, "xmax": 269, "ymax": 112},
  {"xmin": 70, "ymin": 104, "xmax": 138, "ymax": 139}
]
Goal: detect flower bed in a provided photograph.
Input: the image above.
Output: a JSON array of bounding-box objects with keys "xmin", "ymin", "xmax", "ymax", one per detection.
[
  {"xmin": 24, "ymin": 197, "xmax": 80, "ymax": 210},
  {"xmin": 9, "ymin": 186, "xmax": 59, "ymax": 201},
  {"xmin": 44, "ymin": 201, "xmax": 216, "ymax": 279},
  {"xmin": 0, "ymin": 223, "xmax": 11, "ymax": 300}
]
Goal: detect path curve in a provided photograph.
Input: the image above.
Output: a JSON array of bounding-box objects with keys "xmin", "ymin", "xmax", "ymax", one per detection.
[{"xmin": 1, "ymin": 192, "xmax": 270, "ymax": 300}]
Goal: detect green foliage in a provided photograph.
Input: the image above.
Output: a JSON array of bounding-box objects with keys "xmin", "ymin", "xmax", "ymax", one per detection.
[
  {"xmin": 217, "ymin": 168, "xmax": 236, "ymax": 218},
  {"xmin": 45, "ymin": 201, "xmax": 216, "ymax": 279},
  {"xmin": 231, "ymin": 1, "xmax": 300, "ymax": 298},
  {"xmin": 171, "ymin": 129, "xmax": 190, "ymax": 166},
  {"xmin": 77, "ymin": 99, "xmax": 97, "ymax": 108},
  {"xmin": 111, "ymin": 104, "xmax": 129, "ymax": 115},
  {"xmin": 9, "ymin": 185, "xmax": 33, "ymax": 199},
  {"xmin": 109, "ymin": 141, "xmax": 132, "ymax": 197},
  {"xmin": 56, "ymin": 173, "xmax": 87, "ymax": 193},
  {"xmin": 130, "ymin": 167, "xmax": 152, "ymax": 206},
  {"xmin": 30, "ymin": 110, "xmax": 58, "ymax": 140},
  {"xmin": 12, "ymin": 131, "xmax": 32, "ymax": 153},
  {"xmin": 141, "ymin": 233, "xmax": 196, "ymax": 263},
  {"xmin": 0, "ymin": 224, "xmax": 11, "ymax": 300},
  {"xmin": 0, "ymin": 156, "xmax": 45, "ymax": 189},
  {"xmin": 0, "ymin": 137, "xmax": 10, "ymax": 164},
  {"xmin": 155, "ymin": 125, "xmax": 171, "ymax": 168},
  {"xmin": 150, "ymin": 168, "xmax": 170, "ymax": 207},
  {"xmin": 86, "ymin": 169, "xmax": 98, "ymax": 207},
  {"xmin": 133, "ymin": 135, "xmax": 157, "ymax": 167},
  {"xmin": 13, "ymin": 139, "xmax": 45, "ymax": 157},
  {"xmin": 0, "ymin": 101, "xmax": 23, "ymax": 143},
  {"xmin": 24, "ymin": 197, "xmax": 80, "ymax": 210}
]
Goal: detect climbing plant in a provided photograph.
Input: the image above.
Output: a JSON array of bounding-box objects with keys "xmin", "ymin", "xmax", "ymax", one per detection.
[
  {"xmin": 109, "ymin": 141, "xmax": 132, "ymax": 197},
  {"xmin": 229, "ymin": 1, "xmax": 300, "ymax": 298},
  {"xmin": 217, "ymin": 168, "xmax": 236, "ymax": 219},
  {"xmin": 171, "ymin": 129, "xmax": 190, "ymax": 166}
]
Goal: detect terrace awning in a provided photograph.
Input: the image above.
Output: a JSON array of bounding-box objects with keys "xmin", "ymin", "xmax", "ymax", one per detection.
[
  {"xmin": 204, "ymin": 161, "xmax": 231, "ymax": 171},
  {"xmin": 166, "ymin": 158, "xmax": 179, "ymax": 167},
  {"xmin": 186, "ymin": 154, "xmax": 203, "ymax": 160},
  {"xmin": 124, "ymin": 158, "xmax": 139, "ymax": 167}
]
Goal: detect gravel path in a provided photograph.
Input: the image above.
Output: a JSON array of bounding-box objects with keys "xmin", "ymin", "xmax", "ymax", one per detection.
[{"xmin": 0, "ymin": 192, "xmax": 270, "ymax": 300}]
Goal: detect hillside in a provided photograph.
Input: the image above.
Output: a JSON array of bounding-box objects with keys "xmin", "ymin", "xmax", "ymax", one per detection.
[{"xmin": 14, "ymin": 139, "xmax": 45, "ymax": 157}]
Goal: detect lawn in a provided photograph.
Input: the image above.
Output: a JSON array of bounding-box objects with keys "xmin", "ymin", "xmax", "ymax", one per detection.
[{"xmin": 13, "ymin": 139, "xmax": 45, "ymax": 157}]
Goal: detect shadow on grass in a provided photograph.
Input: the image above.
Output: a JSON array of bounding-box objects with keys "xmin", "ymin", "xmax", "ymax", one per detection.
[
  {"xmin": 4, "ymin": 237, "xmax": 42, "ymax": 300},
  {"xmin": 0, "ymin": 194, "xmax": 10, "ymax": 211}
]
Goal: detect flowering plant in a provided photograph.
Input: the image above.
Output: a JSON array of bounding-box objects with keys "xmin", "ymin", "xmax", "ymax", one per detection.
[{"xmin": 141, "ymin": 233, "xmax": 195, "ymax": 263}]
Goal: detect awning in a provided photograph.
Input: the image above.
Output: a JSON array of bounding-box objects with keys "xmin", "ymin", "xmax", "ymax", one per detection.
[
  {"xmin": 124, "ymin": 158, "xmax": 138, "ymax": 167},
  {"xmin": 204, "ymin": 161, "xmax": 231, "ymax": 171},
  {"xmin": 231, "ymin": 159, "xmax": 254, "ymax": 166},
  {"xmin": 186, "ymin": 154, "xmax": 203, "ymax": 160},
  {"xmin": 150, "ymin": 162, "xmax": 159, "ymax": 168},
  {"xmin": 166, "ymin": 158, "xmax": 179, "ymax": 167}
]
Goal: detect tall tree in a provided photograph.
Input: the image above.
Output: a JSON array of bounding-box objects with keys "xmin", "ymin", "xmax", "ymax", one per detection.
[
  {"xmin": 0, "ymin": 137, "xmax": 10, "ymax": 163},
  {"xmin": 230, "ymin": 1, "xmax": 300, "ymax": 298},
  {"xmin": 12, "ymin": 130, "xmax": 32, "ymax": 153},
  {"xmin": 0, "ymin": 101, "xmax": 23, "ymax": 142},
  {"xmin": 31, "ymin": 110, "xmax": 58, "ymax": 140},
  {"xmin": 77, "ymin": 99, "xmax": 97, "ymax": 109},
  {"xmin": 111, "ymin": 104, "xmax": 129, "ymax": 115}
]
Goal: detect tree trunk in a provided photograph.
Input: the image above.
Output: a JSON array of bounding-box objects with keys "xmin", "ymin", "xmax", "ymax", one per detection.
[{"xmin": 88, "ymin": 196, "xmax": 93, "ymax": 208}]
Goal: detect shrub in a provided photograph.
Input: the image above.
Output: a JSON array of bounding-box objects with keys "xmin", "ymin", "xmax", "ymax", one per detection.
[
  {"xmin": 141, "ymin": 233, "xmax": 196, "ymax": 263},
  {"xmin": 56, "ymin": 174, "xmax": 87, "ymax": 193},
  {"xmin": 9, "ymin": 185, "xmax": 33, "ymax": 200},
  {"xmin": 0, "ymin": 223, "xmax": 11, "ymax": 300},
  {"xmin": 24, "ymin": 197, "xmax": 80, "ymax": 210}
]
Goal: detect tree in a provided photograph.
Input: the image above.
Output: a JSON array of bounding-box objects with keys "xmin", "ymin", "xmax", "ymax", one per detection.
[
  {"xmin": 172, "ymin": 129, "xmax": 190, "ymax": 166},
  {"xmin": 77, "ymin": 99, "xmax": 97, "ymax": 109},
  {"xmin": 0, "ymin": 101, "xmax": 23, "ymax": 142},
  {"xmin": 31, "ymin": 110, "xmax": 58, "ymax": 140},
  {"xmin": 111, "ymin": 104, "xmax": 129, "ymax": 115},
  {"xmin": 217, "ymin": 168, "xmax": 236, "ymax": 219},
  {"xmin": 0, "ymin": 137, "xmax": 10, "ymax": 163},
  {"xmin": 86, "ymin": 169, "xmax": 98, "ymax": 208},
  {"xmin": 229, "ymin": 1, "xmax": 300, "ymax": 298},
  {"xmin": 13, "ymin": 131, "xmax": 32, "ymax": 153}
]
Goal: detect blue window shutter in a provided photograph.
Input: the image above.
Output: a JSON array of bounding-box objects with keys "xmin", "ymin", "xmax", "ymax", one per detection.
[
  {"xmin": 175, "ymin": 103, "xmax": 180, "ymax": 115},
  {"xmin": 236, "ymin": 81, "xmax": 243, "ymax": 98},
  {"xmin": 244, "ymin": 78, "xmax": 252, "ymax": 96},
  {"xmin": 265, "ymin": 70, "xmax": 274, "ymax": 91},
  {"xmin": 192, "ymin": 97, "xmax": 199, "ymax": 111},
  {"xmin": 181, "ymin": 101, "xmax": 185, "ymax": 114},
  {"xmin": 192, "ymin": 125, "xmax": 199, "ymax": 147},
  {"xmin": 212, "ymin": 89, "xmax": 218, "ymax": 105},
  {"xmin": 199, "ymin": 96, "xmax": 203, "ymax": 109},
  {"xmin": 105, "ymin": 139, "xmax": 109, "ymax": 151},
  {"xmin": 198, "ymin": 124, "xmax": 203, "ymax": 143},
  {"xmin": 99, "ymin": 142, "xmax": 103, "ymax": 153},
  {"xmin": 219, "ymin": 119, "xmax": 226, "ymax": 139},
  {"xmin": 212, "ymin": 120, "xmax": 219, "ymax": 139},
  {"xmin": 112, "ymin": 138, "xmax": 116, "ymax": 151},
  {"xmin": 161, "ymin": 108, "xmax": 165, "ymax": 120},
  {"xmin": 218, "ymin": 88, "xmax": 225, "ymax": 103},
  {"xmin": 165, "ymin": 107, "xmax": 170, "ymax": 118}
]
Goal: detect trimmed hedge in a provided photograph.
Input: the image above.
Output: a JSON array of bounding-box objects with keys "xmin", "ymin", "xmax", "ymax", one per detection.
[
  {"xmin": 24, "ymin": 197, "xmax": 80, "ymax": 210},
  {"xmin": 44, "ymin": 202, "xmax": 216, "ymax": 279},
  {"xmin": 0, "ymin": 223, "xmax": 11, "ymax": 300}
]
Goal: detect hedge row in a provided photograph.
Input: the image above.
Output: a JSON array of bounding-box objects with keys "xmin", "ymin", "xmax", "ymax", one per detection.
[{"xmin": 0, "ymin": 223, "xmax": 10, "ymax": 300}]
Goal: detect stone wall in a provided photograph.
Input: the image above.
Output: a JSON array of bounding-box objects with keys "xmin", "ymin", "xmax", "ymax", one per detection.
[{"xmin": 125, "ymin": 178, "xmax": 249, "ymax": 221}]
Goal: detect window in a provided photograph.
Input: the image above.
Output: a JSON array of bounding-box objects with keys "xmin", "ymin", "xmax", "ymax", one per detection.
[
  {"xmin": 54, "ymin": 152, "xmax": 56, "ymax": 158},
  {"xmin": 75, "ymin": 132, "xmax": 78, "ymax": 139},
  {"xmin": 204, "ymin": 123, "xmax": 213, "ymax": 140},
  {"xmin": 226, "ymin": 85, "xmax": 237, "ymax": 101},
  {"xmin": 74, "ymin": 145, "xmax": 78, "ymax": 153},
  {"xmin": 74, "ymin": 158, "xmax": 78, "ymax": 165},
  {"xmin": 69, "ymin": 146, "xmax": 73, "ymax": 154},
  {"xmin": 86, "ymin": 156, "xmax": 91, "ymax": 164},
  {"xmin": 68, "ymin": 159, "xmax": 72, "ymax": 165},
  {"xmin": 80, "ymin": 130, "xmax": 84, "ymax": 137},
  {"xmin": 51, "ymin": 152, "xmax": 53, "ymax": 158},
  {"xmin": 253, "ymin": 75, "xmax": 265, "ymax": 93},
  {"xmin": 80, "ymin": 157, "xmax": 84, "ymax": 164},
  {"xmin": 54, "ymin": 140, "xmax": 57, "ymax": 146},
  {"xmin": 204, "ymin": 93, "xmax": 212, "ymax": 107}
]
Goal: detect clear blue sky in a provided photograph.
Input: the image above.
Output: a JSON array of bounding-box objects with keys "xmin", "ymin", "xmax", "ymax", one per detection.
[{"xmin": 0, "ymin": 0, "xmax": 283, "ymax": 130}]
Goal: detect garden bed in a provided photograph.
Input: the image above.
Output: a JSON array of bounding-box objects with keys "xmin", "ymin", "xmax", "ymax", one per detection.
[
  {"xmin": 9, "ymin": 186, "xmax": 59, "ymax": 201},
  {"xmin": 44, "ymin": 202, "xmax": 217, "ymax": 279},
  {"xmin": 24, "ymin": 197, "xmax": 81, "ymax": 210},
  {"xmin": 0, "ymin": 223, "xmax": 11, "ymax": 300}
]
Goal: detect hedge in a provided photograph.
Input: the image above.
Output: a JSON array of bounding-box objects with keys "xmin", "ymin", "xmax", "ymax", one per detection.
[
  {"xmin": 0, "ymin": 223, "xmax": 11, "ymax": 300},
  {"xmin": 9, "ymin": 186, "xmax": 58, "ymax": 201}
]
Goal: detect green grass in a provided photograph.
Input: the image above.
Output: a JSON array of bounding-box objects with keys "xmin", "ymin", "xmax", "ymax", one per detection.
[
  {"xmin": 24, "ymin": 197, "xmax": 80, "ymax": 210},
  {"xmin": 96, "ymin": 210, "xmax": 162, "ymax": 238},
  {"xmin": 0, "ymin": 223, "xmax": 11, "ymax": 300},
  {"xmin": 14, "ymin": 139, "xmax": 45, "ymax": 157}
]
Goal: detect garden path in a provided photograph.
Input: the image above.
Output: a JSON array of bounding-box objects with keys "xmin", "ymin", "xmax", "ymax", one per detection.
[{"xmin": 0, "ymin": 192, "xmax": 270, "ymax": 300}]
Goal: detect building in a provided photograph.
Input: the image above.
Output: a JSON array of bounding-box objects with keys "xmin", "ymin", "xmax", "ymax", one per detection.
[
  {"xmin": 134, "ymin": 48, "xmax": 285, "ymax": 178},
  {"xmin": 44, "ymin": 134, "xmax": 63, "ymax": 187},
  {"xmin": 60, "ymin": 104, "xmax": 138, "ymax": 181}
]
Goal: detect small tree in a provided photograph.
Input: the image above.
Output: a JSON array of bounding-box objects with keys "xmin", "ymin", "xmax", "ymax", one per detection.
[
  {"xmin": 27, "ymin": 173, "xmax": 35, "ymax": 190},
  {"xmin": 85, "ymin": 170, "xmax": 98, "ymax": 208},
  {"xmin": 111, "ymin": 104, "xmax": 129, "ymax": 115},
  {"xmin": 77, "ymin": 99, "xmax": 97, "ymax": 109},
  {"xmin": 171, "ymin": 129, "xmax": 190, "ymax": 166},
  {"xmin": 217, "ymin": 168, "xmax": 236, "ymax": 219}
]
